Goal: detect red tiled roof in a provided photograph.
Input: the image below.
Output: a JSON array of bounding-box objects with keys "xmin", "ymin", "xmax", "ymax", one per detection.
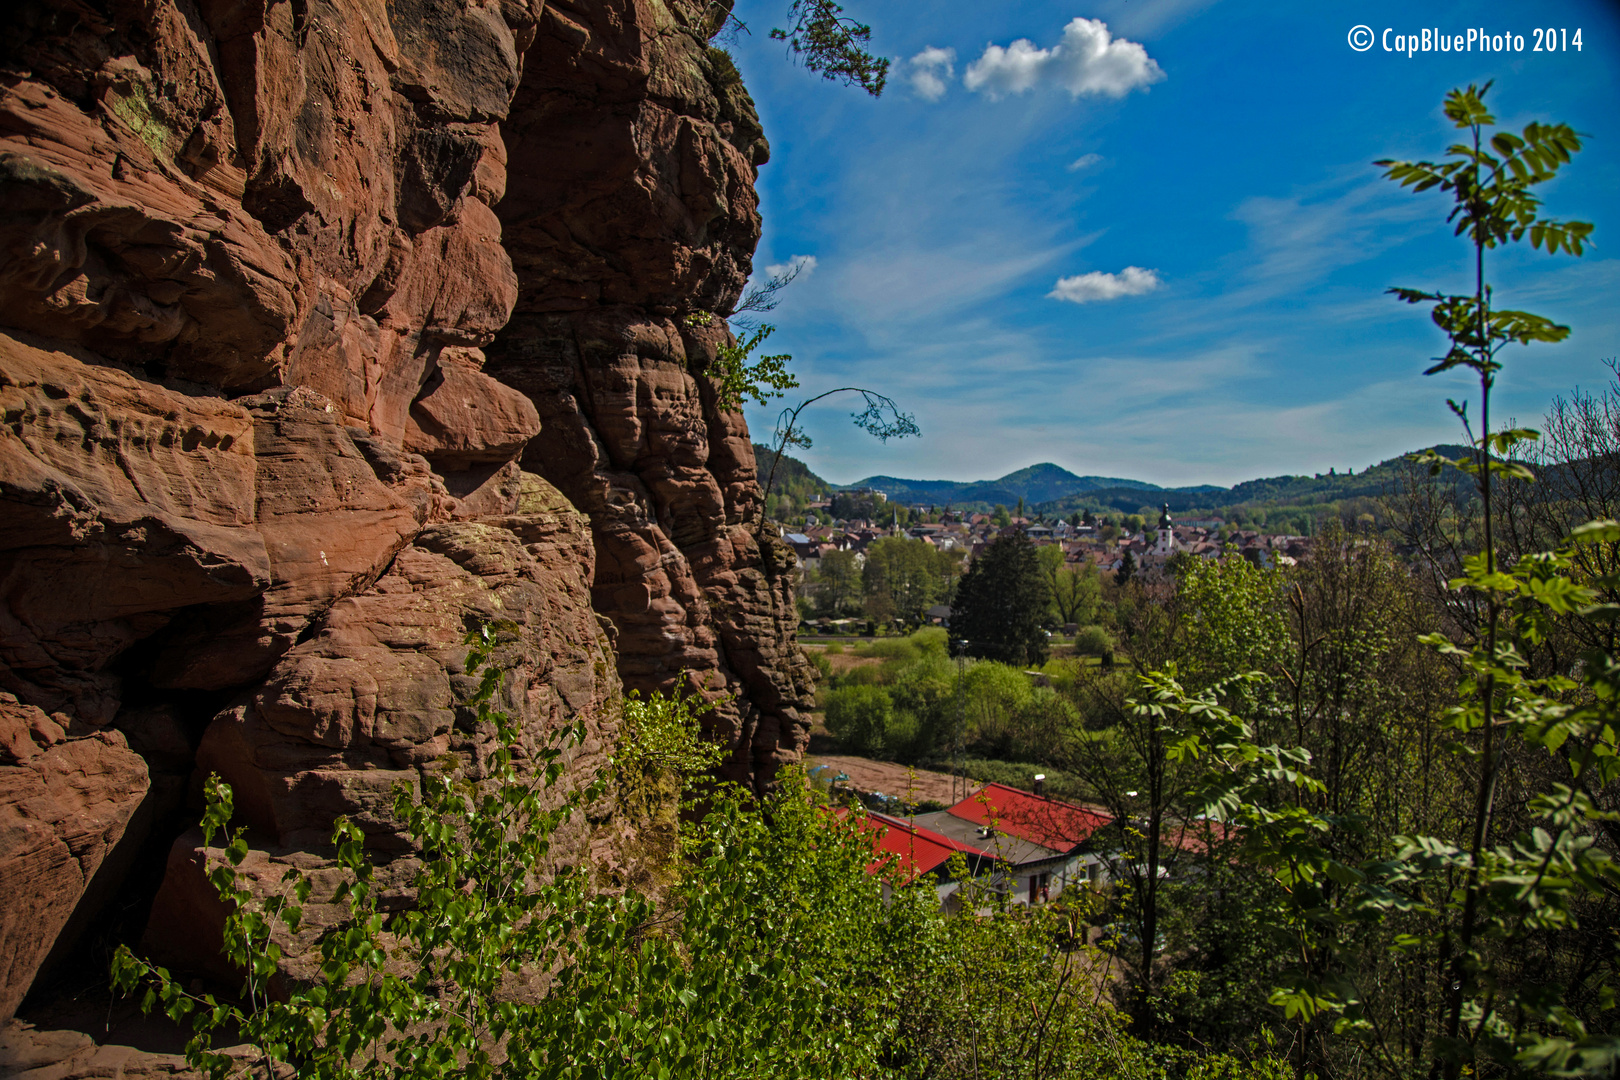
[
  {"xmin": 947, "ymin": 783, "xmax": 1113, "ymax": 853},
  {"xmin": 849, "ymin": 810, "xmax": 990, "ymax": 883}
]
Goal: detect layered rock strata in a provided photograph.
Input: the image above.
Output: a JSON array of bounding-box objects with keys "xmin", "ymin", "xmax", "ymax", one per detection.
[
  {"xmin": 0, "ymin": 0, "xmax": 807, "ymax": 1049},
  {"xmin": 488, "ymin": 0, "xmax": 813, "ymax": 788}
]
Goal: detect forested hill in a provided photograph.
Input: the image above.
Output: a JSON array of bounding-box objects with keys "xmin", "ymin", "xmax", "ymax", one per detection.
[
  {"xmin": 844, "ymin": 463, "xmax": 1178, "ymax": 507},
  {"xmin": 753, "ymin": 444, "xmax": 835, "ymax": 506},
  {"xmin": 1035, "ymin": 444, "xmax": 1474, "ymax": 531},
  {"xmin": 757, "ymin": 444, "xmax": 1474, "ymax": 530}
]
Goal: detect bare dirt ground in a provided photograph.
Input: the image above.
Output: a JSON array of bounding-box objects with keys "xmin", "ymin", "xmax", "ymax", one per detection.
[{"xmin": 803, "ymin": 754, "xmax": 966, "ymax": 806}]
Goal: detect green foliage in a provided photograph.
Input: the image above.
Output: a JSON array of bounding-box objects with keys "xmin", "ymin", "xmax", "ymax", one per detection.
[
  {"xmin": 769, "ymin": 0, "xmax": 889, "ymax": 96},
  {"xmin": 687, "ymin": 314, "xmax": 798, "ymax": 412},
  {"xmin": 1073, "ymin": 624, "xmax": 1114, "ymax": 656},
  {"xmin": 808, "ymin": 547, "xmax": 861, "ymax": 616},
  {"xmin": 111, "ymin": 621, "xmax": 611, "ymax": 1080},
  {"xmin": 853, "ymin": 627, "xmax": 947, "ymax": 662},
  {"xmin": 615, "ymin": 680, "xmax": 728, "ymax": 827},
  {"xmin": 110, "ymin": 623, "xmax": 1297, "ymax": 1080},
  {"xmin": 617, "ymin": 682, "xmax": 728, "ymax": 780},
  {"xmin": 953, "ymin": 532, "xmax": 1052, "ymax": 666},
  {"xmin": 862, "ymin": 537, "xmax": 962, "ymax": 624},
  {"xmin": 822, "ymin": 683, "xmax": 896, "ymax": 755},
  {"xmin": 960, "ymin": 661, "xmax": 1033, "ymax": 742},
  {"xmin": 1377, "ymin": 82, "xmax": 1590, "ymax": 265},
  {"xmin": 1174, "ymin": 556, "xmax": 1290, "ymax": 717},
  {"xmin": 1041, "ymin": 544, "xmax": 1103, "ymax": 626}
]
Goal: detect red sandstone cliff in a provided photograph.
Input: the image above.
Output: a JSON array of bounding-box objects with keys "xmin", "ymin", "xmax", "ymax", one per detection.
[
  {"xmin": 490, "ymin": 0, "xmax": 814, "ymax": 788},
  {"xmin": 0, "ymin": 0, "xmax": 807, "ymax": 1049}
]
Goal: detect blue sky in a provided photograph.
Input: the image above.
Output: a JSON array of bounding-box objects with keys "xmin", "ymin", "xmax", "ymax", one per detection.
[{"xmin": 723, "ymin": 0, "xmax": 1620, "ymax": 487}]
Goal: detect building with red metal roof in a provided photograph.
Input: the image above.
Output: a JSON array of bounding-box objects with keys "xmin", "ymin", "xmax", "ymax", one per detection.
[
  {"xmin": 862, "ymin": 810, "xmax": 992, "ymax": 884},
  {"xmin": 851, "ymin": 779, "xmax": 1241, "ymax": 909},
  {"xmin": 943, "ymin": 782, "xmax": 1114, "ymax": 852},
  {"xmin": 843, "ymin": 782, "xmax": 1121, "ymax": 908}
]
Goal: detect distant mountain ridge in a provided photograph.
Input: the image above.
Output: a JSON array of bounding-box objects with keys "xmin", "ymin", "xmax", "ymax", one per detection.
[
  {"xmin": 755, "ymin": 450, "xmax": 1463, "ymax": 518},
  {"xmin": 840, "ymin": 463, "xmax": 1218, "ymax": 509}
]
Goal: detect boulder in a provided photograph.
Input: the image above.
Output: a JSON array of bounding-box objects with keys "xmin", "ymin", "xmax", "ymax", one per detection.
[{"xmin": 0, "ymin": 696, "xmax": 148, "ymax": 1025}]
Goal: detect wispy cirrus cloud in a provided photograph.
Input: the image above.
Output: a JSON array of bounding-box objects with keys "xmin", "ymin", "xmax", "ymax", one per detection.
[
  {"xmin": 905, "ymin": 47, "xmax": 957, "ymax": 102},
  {"xmin": 1067, "ymin": 153, "xmax": 1103, "ymax": 171},
  {"xmin": 964, "ymin": 17, "xmax": 1165, "ymax": 100},
  {"xmin": 1049, "ymin": 266, "xmax": 1162, "ymax": 303}
]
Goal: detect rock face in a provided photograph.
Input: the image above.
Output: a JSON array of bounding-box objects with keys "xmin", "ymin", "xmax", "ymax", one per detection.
[
  {"xmin": 488, "ymin": 0, "xmax": 813, "ymax": 788},
  {"xmin": 0, "ymin": 0, "xmax": 806, "ymax": 1042},
  {"xmin": 0, "ymin": 695, "xmax": 148, "ymax": 1025}
]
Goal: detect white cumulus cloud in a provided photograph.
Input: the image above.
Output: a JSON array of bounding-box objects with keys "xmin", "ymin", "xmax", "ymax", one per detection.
[
  {"xmin": 1048, "ymin": 266, "xmax": 1161, "ymax": 304},
  {"xmin": 1067, "ymin": 153, "xmax": 1103, "ymax": 172},
  {"xmin": 964, "ymin": 18, "xmax": 1164, "ymax": 101},
  {"xmin": 765, "ymin": 254, "xmax": 818, "ymax": 280},
  {"xmin": 906, "ymin": 46, "xmax": 956, "ymax": 102}
]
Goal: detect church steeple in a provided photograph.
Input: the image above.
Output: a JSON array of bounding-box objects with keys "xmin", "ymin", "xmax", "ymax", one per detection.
[{"xmin": 1155, "ymin": 503, "xmax": 1174, "ymax": 556}]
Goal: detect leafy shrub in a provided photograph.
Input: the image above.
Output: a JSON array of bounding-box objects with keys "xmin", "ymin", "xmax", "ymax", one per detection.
[
  {"xmin": 822, "ymin": 683, "xmax": 894, "ymax": 755},
  {"xmin": 1073, "ymin": 624, "xmax": 1114, "ymax": 656},
  {"xmin": 909, "ymin": 626, "xmax": 950, "ymax": 657},
  {"xmin": 961, "ymin": 661, "xmax": 1035, "ymax": 754},
  {"xmin": 886, "ymin": 708, "xmax": 921, "ymax": 757},
  {"xmin": 888, "ymin": 655, "xmax": 957, "ymax": 758},
  {"xmin": 854, "ymin": 636, "xmax": 921, "ymax": 661},
  {"xmin": 852, "ymin": 626, "xmax": 947, "ymax": 662}
]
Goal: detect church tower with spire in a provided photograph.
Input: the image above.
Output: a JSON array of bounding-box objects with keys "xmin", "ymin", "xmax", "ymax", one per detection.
[{"xmin": 1155, "ymin": 503, "xmax": 1175, "ymax": 556}]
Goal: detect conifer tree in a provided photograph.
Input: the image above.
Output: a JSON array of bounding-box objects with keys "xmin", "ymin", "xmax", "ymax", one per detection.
[{"xmin": 952, "ymin": 532, "xmax": 1050, "ymax": 665}]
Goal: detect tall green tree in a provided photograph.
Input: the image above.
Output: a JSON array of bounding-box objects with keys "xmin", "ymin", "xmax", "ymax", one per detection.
[
  {"xmin": 862, "ymin": 537, "xmax": 958, "ymax": 624},
  {"xmin": 810, "ymin": 548, "xmax": 860, "ymax": 615},
  {"xmin": 952, "ymin": 533, "xmax": 1050, "ymax": 666},
  {"xmin": 1037, "ymin": 544, "xmax": 1101, "ymax": 626},
  {"xmin": 1378, "ymin": 82, "xmax": 1600, "ymax": 1080},
  {"xmin": 1190, "ymin": 84, "xmax": 1617, "ymax": 1080}
]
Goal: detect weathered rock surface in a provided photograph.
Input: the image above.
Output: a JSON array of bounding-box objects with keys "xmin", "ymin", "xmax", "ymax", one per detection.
[
  {"xmin": 0, "ymin": 695, "xmax": 148, "ymax": 1026},
  {"xmin": 0, "ymin": 1019, "xmax": 193, "ymax": 1080},
  {"xmin": 145, "ymin": 479, "xmax": 622, "ymax": 987},
  {"xmin": 488, "ymin": 0, "xmax": 813, "ymax": 789},
  {"xmin": 1, "ymin": 335, "xmax": 267, "ymax": 723},
  {"xmin": 0, "ymin": 0, "xmax": 806, "ymax": 1068}
]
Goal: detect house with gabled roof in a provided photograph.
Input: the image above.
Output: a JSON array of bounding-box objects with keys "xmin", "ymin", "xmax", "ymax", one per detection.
[
  {"xmin": 910, "ymin": 782, "xmax": 1116, "ymax": 906},
  {"xmin": 838, "ymin": 807, "xmax": 991, "ymax": 905}
]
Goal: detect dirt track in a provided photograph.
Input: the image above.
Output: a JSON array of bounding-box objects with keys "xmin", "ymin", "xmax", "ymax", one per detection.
[{"xmin": 803, "ymin": 755, "xmax": 969, "ymax": 806}]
